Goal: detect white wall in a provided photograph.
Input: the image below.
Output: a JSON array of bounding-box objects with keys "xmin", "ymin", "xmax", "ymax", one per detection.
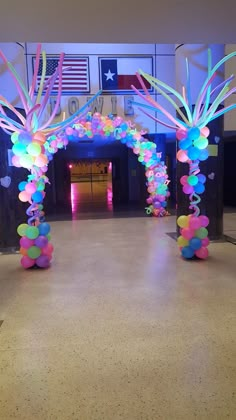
[
  {"xmin": 0, "ymin": 0, "xmax": 234, "ymax": 44},
  {"xmin": 0, "ymin": 43, "xmax": 27, "ymax": 107}
]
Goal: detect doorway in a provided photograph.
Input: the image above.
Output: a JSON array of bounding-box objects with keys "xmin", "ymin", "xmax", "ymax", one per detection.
[{"xmin": 69, "ymin": 159, "xmax": 113, "ymax": 217}]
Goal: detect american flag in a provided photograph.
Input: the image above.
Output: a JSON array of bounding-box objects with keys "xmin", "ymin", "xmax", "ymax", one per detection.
[{"xmin": 32, "ymin": 56, "xmax": 90, "ymax": 95}]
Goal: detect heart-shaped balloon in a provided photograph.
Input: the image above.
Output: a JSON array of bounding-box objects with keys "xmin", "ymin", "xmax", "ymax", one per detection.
[
  {"xmin": 208, "ymin": 172, "xmax": 215, "ymax": 180},
  {"xmin": 214, "ymin": 136, "xmax": 220, "ymax": 144},
  {"xmin": 0, "ymin": 176, "xmax": 11, "ymax": 188}
]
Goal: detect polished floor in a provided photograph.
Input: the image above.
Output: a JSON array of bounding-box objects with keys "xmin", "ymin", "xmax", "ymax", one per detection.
[{"xmin": 0, "ymin": 214, "xmax": 236, "ymax": 419}]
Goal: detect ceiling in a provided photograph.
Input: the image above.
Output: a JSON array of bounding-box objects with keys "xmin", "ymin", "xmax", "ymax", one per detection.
[{"xmin": 0, "ymin": 0, "xmax": 235, "ymax": 43}]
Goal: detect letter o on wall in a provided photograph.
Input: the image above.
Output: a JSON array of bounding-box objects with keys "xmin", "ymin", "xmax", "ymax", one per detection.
[{"xmin": 68, "ymin": 97, "xmax": 80, "ymax": 115}]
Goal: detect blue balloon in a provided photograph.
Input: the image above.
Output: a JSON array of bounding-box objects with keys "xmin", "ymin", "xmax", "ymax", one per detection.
[
  {"xmin": 194, "ymin": 183, "xmax": 205, "ymax": 194},
  {"xmin": 197, "ymin": 174, "xmax": 206, "ymax": 184},
  {"xmin": 38, "ymin": 222, "xmax": 51, "ymax": 236},
  {"xmin": 187, "ymin": 127, "xmax": 200, "ymax": 141},
  {"xmin": 199, "ymin": 149, "xmax": 209, "ymax": 161},
  {"xmin": 189, "ymin": 237, "xmax": 202, "ymax": 250},
  {"xmin": 120, "ymin": 123, "xmax": 128, "ymax": 131},
  {"xmin": 179, "ymin": 138, "xmax": 192, "ymax": 150},
  {"xmin": 18, "ymin": 131, "xmax": 32, "ymax": 145},
  {"xmin": 18, "ymin": 181, "xmax": 27, "ymax": 191},
  {"xmin": 161, "ymin": 201, "xmax": 167, "ymax": 207},
  {"xmin": 32, "ymin": 191, "xmax": 43, "ymax": 203},
  {"xmin": 181, "ymin": 246, "xmax": 195, "ymax": 259},
  {"xmin": 187, "ymin": 146, "xmax": 200, "ymax": 160}
]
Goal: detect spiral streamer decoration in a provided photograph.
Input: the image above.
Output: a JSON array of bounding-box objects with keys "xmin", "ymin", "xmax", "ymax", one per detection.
[
  {"xmin": 0, "ymin": 44, "xmax": 101, "ymax": 269},
  {"xmin": 131, "ymin": 49, "xmax": 236, "ymax": 260}
]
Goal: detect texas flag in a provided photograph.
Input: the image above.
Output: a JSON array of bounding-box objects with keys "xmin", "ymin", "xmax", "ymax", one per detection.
[{"xmin": 100, "ymin": 57, "xmax": 153, "ymax": 93}]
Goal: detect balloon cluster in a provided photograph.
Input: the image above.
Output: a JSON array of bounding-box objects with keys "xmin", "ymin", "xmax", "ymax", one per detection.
[
  {"xmin": 0, "ymin": 43, "xmax": 103, "ymax": 269},
  {"xmin": 176, "ymin": 126, "xmax": 210, "ymax": 259},
  {"xmin": 12, "ymin": 130, "xmax": 69, "ymax": 269},
  {"xmin": 57, "ymin": 112, "xmax": 170, "ymax": 217},
  {"xmin": 132, "ymin": 50, "xmax": 236, "ymax": 260},
  {"xmin": 17, "ymin": 221, "xmax": 53, "ymax": 268},
  {"xmin": 11, "ymin": 130, "xmax": 69, "ymax": 171},
  {"xmin": 176, "ymin": 126, "xmax": 209, "ymax": 164},
  {"xmin": 177, "ymin": 214, "xmax": 209, "ymax": 259}
]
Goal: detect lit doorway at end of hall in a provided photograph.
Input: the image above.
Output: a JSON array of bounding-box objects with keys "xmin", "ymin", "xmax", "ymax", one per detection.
[{"xmin": 69, "ymin": 160, "xmax": 113, "ymax": 217}]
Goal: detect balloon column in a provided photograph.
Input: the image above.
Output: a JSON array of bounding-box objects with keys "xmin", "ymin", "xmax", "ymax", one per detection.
[
  {"xmin": 52, "ymin": 112, "xmax": 170, "ymax": 217},
  {"xmin": 0, "ymin": 44, "xmax": 101, "ymax": 269},
  {"xmin": 131, "ymin": 51, "xmax": 236, "ymax": 260}
]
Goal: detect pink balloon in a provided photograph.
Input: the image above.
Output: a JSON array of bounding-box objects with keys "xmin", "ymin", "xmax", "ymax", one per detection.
[
  {"xmin": 42, "ymin": 242, "xmax": 54, "ymax": 256},
  {"xmin": 65, "ymin": 127, "xmax": 74, "ymax": 135},
  {"xmin": 12, "ymin": 155, "xmax": 21, "ymax": 167},
  {"xmin": 25, "ymin": 183, "xmax": 37, "ymax": 194},
  {"xmin": 20, "ymin": 237, "xmax": 35, "ymax": 249},
  {"xmin": 189, "ymin": 216, "xmax": 202, "ymax": 230},
  {"xmin": 199, "ymin": 215, "xmax": 209, "ymax": 227},
  {"xmin": 202, "ymin": 237, "xmax": 210, "ymax": 247},
  {"xmin": 201, "ymin": 127, "xmax": 210, "ymax": 137},
  {"xmin": 21, "ymin": 255, "xmax": 35, "ymax": 268},
  {"xmin": 183, "ymin": 184, "xmax": 194, "ymax": 194},
  {"xmin": 195, "ymin": 247, "xmax": 209, "ymax": 259},
  {"xmin": 176, "ymin": 129, "xmax": 187, "ymax": 140},
  {"xmin": 177, "ymin": 150, "xmax": 189, "ymax": 163},
  {"xmin": 146, "ymin": 197, "xmax": 153, "ymax": 204},
  {"xmin": 18, "ymin": 191, "xmax": 31, "ymax": 202},
  {"xmin": 182, "ymin": 228, "xmax": 194, "ymax": 240},
  {"xmin": 180, "ymin": 175, "xmax": 188, "ymax": 185}
]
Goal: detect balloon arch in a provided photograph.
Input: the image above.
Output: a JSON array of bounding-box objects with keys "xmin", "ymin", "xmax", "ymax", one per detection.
[{"xmin": 1, "ymin": 44, "xmax": 236, "ymax": 268}]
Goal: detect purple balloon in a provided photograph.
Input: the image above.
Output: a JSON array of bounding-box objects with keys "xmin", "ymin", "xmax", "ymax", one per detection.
[
  {"xmin": 153, "ymin": 201, "xmax": 161, "ymax": 209},
  {"xmin": 36, "ymin": 255, "xmax": 50, "ymax": 268},
  {"xmin": 20, "ymin": 236, "xmax": 34, "ymax": 249},
  {"xmin": 35, "ymin": 235, "xmax": 48, "ymax": 249}
]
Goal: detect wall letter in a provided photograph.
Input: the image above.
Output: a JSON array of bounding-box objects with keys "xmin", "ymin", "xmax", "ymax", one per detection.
[
  {"xmin": 87, "ymin": 97, "xmax": 104, "ymax": 114},
  {"xmin": 68, "ymin": 97, "xmax": 80, "ymax": 115}
]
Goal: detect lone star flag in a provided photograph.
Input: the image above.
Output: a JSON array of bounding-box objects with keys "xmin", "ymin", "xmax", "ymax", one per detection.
[
  {"xmin": 32, "ymin": 56, "xmax": 90, "ymax": 95},
  {"xmin": 99, "ymin": 57, "xmax": 153, "ymax": 93}
]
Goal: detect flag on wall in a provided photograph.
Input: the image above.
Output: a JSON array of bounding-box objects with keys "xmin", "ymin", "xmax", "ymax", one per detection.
[
  {"xmin": 99, "ymin": 57, "xmax": 153, "ymax": 93},
  {"xmin": 32, "ymin": 56, "xmax": 90, "ymax": 95}
]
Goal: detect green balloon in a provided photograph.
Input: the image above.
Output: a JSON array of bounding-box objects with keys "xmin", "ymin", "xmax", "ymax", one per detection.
[
  {"xmin": 17, "ymin": 223, "xmax": 28, "ymax": 237},
  {"xmin": 27, "ymin": 246, "xmax": 41, "ymax": 259},
  {"xmin": 194, "ymin": 136, "xmax": 208, "ymax": 150},
  {"xmin": 195, "ymin": 227, "xmax": 208, "ymax": 239},
  {"xmin": 26, "ymin": 226, "xmax": 39, "ymax": 239},
  {"xmin": 188, "ymin": 175, "xmax": 198, "ymax": 186}
]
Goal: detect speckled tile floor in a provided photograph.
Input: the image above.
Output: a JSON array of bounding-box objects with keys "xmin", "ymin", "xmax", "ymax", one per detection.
[{"xmin": 0, "ymin": 215, "xmax": 236, "ymax": 420}]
